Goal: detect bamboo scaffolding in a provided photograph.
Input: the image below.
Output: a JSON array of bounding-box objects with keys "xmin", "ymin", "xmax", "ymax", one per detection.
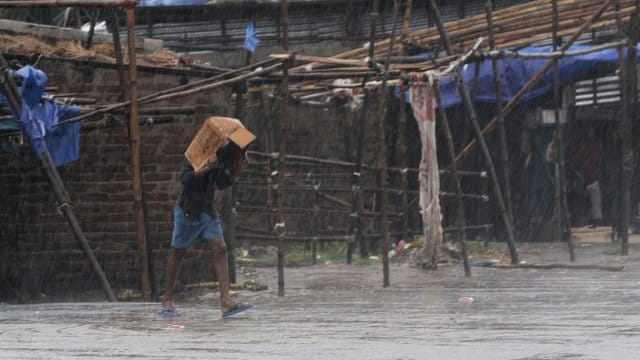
[
  {"xmin": 428, "ymin": 0, "xmax": 520, "ymax": 265},
  {"xmin": 58, "ymin": 57, "xmax": 281, "ymax": 126},
  {"xmin": 455, "ymin": 0, "xmax": 615, "ymax": 166},
  {"xmin": 291, "ymin": 0, "xmax": 636, "ymax": 76}
]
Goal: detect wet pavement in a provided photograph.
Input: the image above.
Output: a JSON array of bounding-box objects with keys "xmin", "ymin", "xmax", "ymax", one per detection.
[{"xmin": 2, "ymin": 242, "xmax": 640, "ymax": 359}]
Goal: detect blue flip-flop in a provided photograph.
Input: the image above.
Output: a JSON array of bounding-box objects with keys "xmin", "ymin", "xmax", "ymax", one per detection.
[
  {"xmin": 157, "ymin": 307, "xmax": 182, "ymax": 319},
  {"xmin": 222, "ymin": 302, "xmax": 253, "ymax": 318}
]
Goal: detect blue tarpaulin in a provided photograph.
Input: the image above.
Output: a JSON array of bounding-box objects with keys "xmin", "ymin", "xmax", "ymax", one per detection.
[
  {"xmin": 403, "ymin": 44, "xmax": 640, "ymax": 108},
  {"xmin": 0, "ymin": 66, "xmax": 81, "ymax": 166}
]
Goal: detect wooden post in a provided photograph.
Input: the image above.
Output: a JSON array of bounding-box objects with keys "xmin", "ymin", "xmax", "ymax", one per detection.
[
  {"xmin": 377, "ymin": 0, "xmax": 401, "ymax": 288},
  {"xmin": 357, "ymin": 92, "xmax": 369, "ymax": 258},
  {"xmin": 346, "ymin": 109, "xmax": 361, "ymax": 264},
  {"xmin": 125, "ymin": 7, "xmax": 151, "ymax": 302},
  {"xmin": 275, "ymin": 0, "xmax": 290, "ymax": 297},
  {"xmin": 222, "ymin": 187, "xmax": 238, "ymax": 283},
  {"xmin": 222, "ymin": 81, "xmax": 247, "ymax": 284},
  {"xmin": 619, "ymin": 10, "xmax": 639, "ymax": 255},
  {"xmin": 312, "ymin": 178, "xmax": 320, "ymax": 265},
  {"xmin": 433, "ymin": 80, "xmax": 471, "ymax": 277},
  {"xmin": 398, "ymin": 0, "xmax": 413, "ymax": 241},
  {"xmin": 107, "ymin": 10, "xmax": 127, "ymax": 101},
  {"xmin": 84, "ymin": 7, "xmax": 99, "ymax": 50},
  {"xmin": 0, "ymin": 53, "xmax": 116, "ymax": 302},
  {"xmin": 485, "ymin": 0, "xmax": 514, "ymax": 227},
  {"xmin": 428, "ymin": 0, "xmax": 520, "ymax": 264},
  {"xmin": 551, "ymin": 0, "xmax": 575, "ymax": 260}
]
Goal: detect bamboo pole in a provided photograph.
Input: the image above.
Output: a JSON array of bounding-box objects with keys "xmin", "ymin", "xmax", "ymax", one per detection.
[
  {"xmin": 58, "ymin": 58, "xmax": 281, "ymax": 126},
  {"xmin": 108, "ymin": 10, "xmax": 128, "ymax": 101},
  {"xmin": 485, "ymin": 0, "xmax": 514, "ymax": 228},
  {"xmin": 428, "ymin": 0, "xmax": 520, "ymax": 265},
  {"xmin": 455, "ymin": 0, "xmax": 615, "ymax": 165},
  {"xmin": 125, "ymin": 8, "xmax": 151, "ymax": 302},
  {"xmin": 433, "ymin": 79, "xmax": 471, "ymax": 277},
  {"xmin": 399, "ymin": 0, "xmax": 413, "ymax": 240},
  {"xmin": 84, "ymin": 7, "xmax": 100, "ymax": 50},
  {"xmin": 275, "ymin": 0, "xmax": 289, "ymax": 297},
  {"xmin": 551, "ymin": 0, "xmax": 576, "ymax": 260},
  {"xmin": 377, "ymin": 0, "xmax": 401, "ymax": 288},
  {"xmin": 619, "ymin": 10, "xmax": 638, "ymax": 255},
  {"xmin": 0, "ymin": 53, "xmax": 116, "ymax": 302},
  {"xmin": 0, "ymin": 0, "xmax": 136, "ymax": 6}
]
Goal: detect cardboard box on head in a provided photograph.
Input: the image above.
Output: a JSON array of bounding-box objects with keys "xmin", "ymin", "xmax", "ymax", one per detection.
[{"xmin": 185, "ymin": 116, "xmax": 256, "ymax": 172}]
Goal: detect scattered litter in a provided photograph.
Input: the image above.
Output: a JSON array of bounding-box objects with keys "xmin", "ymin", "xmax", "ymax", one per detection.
[
  {"xmin": 458, "ymin": 296, "xmax": 474, "ymax": 305},
  {"xmin": 166, "ymin": 324, "xmax": 185, "ymax": 331},
  {"xmin": 368, "ymin": 256, "xmax": 379, "ymax": 260}
]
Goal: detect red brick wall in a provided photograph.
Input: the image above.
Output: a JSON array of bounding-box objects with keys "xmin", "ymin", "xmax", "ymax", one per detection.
[
  {"xmin": 0, "ymin": 59, "xmax": 385, "ymax": 300},
  {"xmin": 0, "ymin": 60, "xmax": 234, "ymax": 298}
]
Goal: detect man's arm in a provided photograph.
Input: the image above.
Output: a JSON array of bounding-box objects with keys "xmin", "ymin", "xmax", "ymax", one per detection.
[{"xmin": 180, "ymin": 154, "xmax": 218, "ymax": 184}]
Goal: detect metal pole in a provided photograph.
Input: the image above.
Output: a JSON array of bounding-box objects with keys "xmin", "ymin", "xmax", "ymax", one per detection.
[
  {"xmin": 126, "ymin": 7, "xmax": 151, "ymax": 302},
  {"xmin": 428, "ymin": 0, "xmax": 520, "ymax": 264}
]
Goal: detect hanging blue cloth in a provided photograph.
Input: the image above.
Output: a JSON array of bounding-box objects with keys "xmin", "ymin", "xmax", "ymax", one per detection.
[
  {"xmin": 244, "ymin": 21, "xmax": 261, "ymax": 53},
  {"xmin": 401, "ymin": 44, "xmax": 640, "ymax": 108},
  {"xmin": 0, "ymin": 66, "xmax": 81, "ymax": 166}
]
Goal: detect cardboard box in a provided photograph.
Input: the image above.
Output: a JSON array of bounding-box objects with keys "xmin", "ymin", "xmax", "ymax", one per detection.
[{"xmin": 185, "ymin": 116, "xmax": 256, "ymax": 172}]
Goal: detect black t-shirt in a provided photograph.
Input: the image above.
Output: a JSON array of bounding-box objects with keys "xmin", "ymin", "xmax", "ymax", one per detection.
[{"xmin": 176, "ymin": 161, "xmax": 233, "ymax": 217}]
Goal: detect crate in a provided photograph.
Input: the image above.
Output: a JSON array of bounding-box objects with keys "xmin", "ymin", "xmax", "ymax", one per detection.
[{"xmin": 185, "ymin": 116, "xmax": 256, "ymax": 172}]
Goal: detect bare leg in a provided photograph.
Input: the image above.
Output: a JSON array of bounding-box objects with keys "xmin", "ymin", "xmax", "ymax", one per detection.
[
  {"xmin": 162, "ymin": 248, "xmax": 186, "ymax": 309},
  {"xmin": 209, "ymin": 238, "xmax": 234, "ymax": 312}
]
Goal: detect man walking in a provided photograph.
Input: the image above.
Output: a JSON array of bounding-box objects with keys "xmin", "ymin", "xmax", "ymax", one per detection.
[{"xmin": 158, "ymin": 144, "xmax": 252, "ymax": 318}]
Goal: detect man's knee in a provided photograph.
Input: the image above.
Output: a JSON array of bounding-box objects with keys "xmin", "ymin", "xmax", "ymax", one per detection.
[{"xmin": 210, "ymin": 238, "xmax": 226, "ymax": 255}]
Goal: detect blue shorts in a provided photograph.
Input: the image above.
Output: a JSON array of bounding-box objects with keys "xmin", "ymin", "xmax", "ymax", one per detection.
[{"xmin": 170, "ymin": 206, "xmax": 224, "ymax": 250}]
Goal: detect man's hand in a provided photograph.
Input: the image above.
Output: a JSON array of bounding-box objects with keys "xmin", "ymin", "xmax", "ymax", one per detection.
[{"xmin": 195, "ymin": 153, "xmax": 218, "ymax": 175}]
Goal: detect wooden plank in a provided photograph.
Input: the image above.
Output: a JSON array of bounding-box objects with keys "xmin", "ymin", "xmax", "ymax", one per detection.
[{"xmin": 271, "ymin": 53, "xmax": 369, "ymax": 67}]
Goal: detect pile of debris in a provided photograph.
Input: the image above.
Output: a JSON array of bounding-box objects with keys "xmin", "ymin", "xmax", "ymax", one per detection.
[{"xmin": 0, "ymin": 20, "xmax": 194, "ymax": 69}]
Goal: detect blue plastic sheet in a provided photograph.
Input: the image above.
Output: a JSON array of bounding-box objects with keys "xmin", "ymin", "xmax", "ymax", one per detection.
[
  {"xmin": 402, "ymin": 44, "xmax": 639, "ymax": 108},
  {"xmin": 0, "ymin": 66, "xmax": 81, "ymax": 166},
  {"xmin": 244, "ymin": 22, "xmax": 260, "ymax": 53}
]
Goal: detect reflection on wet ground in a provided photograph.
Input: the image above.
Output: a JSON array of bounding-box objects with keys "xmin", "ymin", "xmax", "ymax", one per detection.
[{"xmin": 1, "ymin": 242, "xmax": 640, "ymax": 359}]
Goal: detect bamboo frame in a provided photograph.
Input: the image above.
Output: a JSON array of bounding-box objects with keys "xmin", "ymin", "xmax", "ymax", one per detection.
[
  {"xmin": 428, "ymin": 0, "xmax": 520, "ymax": 265},
  {"xmin": 455, "ymin": 0, "xmax": 615, "ymax": 165}
]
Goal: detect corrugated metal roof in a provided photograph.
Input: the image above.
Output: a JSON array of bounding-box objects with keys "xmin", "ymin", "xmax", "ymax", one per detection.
[{"xmin": 131, "ymin": 0, "xmax": 535, "ymax": 52}]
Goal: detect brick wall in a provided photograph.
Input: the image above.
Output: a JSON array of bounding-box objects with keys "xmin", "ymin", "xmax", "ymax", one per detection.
[{"xmin": 0, "ymin": 59, "xmax": 390, "ymax": 300}]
